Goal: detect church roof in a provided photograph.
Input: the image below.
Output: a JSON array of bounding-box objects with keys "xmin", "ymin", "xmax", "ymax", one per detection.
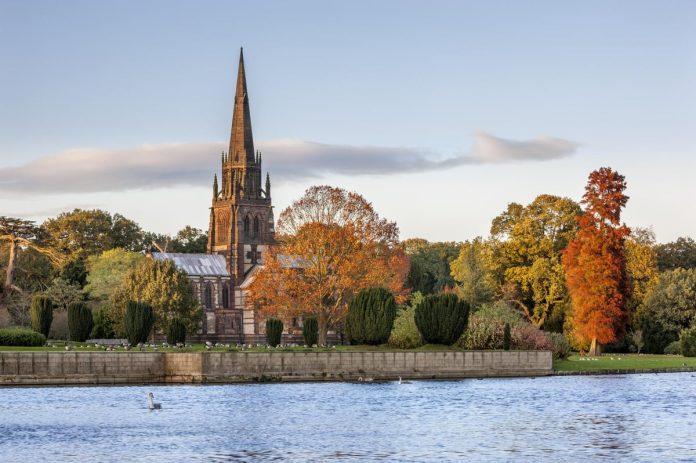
[{"xmin": 151, "ymin": 253, "xmax": 229, "ymax": 277}]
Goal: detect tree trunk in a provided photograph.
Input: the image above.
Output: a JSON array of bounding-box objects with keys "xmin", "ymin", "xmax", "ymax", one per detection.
[
  {"xmin": 4, "ymin": 239, "xmax": 17, "ymax": 291},
  {"xmin": 317, "ymin": 310, "xmax": 328, "ymax": 347},
  {"xmin": 588, "ymin": 337, "xmax": 602, "ymax": 357}
]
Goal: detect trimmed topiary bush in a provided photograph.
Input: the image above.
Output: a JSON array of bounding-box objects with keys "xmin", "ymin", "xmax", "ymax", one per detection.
[
  {"xmin": 123, "ymin": 300, "xmax": 154, "ymax": 345},
  {"xmin": 166, "ymin": 318, "xmax": 187, "ymax": 345},
  {"xmin": 0, "ymin": 327, "xmax": 46, "ymax": 346},
  {"xmin": 30, "ymin": 295, "xmax": 53, "ymax": 338},
  {"xmin": 680, "ymin": 327, "xmax": 696, "ymax": 357},
  {"xmin": 345, "ymin": 287, "xmax": 397, "ymax": 345},
  {"xmin": 415, "ymin": 293, "xmax": 470, "ymax": 345},
  {"xmin": 67, "ymin": 302, "xmax": 93, "ymax": 342},
  {"xmin": 302, "ymin": 316, "xmax": 318, "ymax": 346},
  {"xmin": 664, "ymin": 340, "xmax": 682, "ymax": 355},
  {"xmin": 503, "ymin": 322, "xmax": 511, "ymax": 350},
  {"xmin": 266, "ymin": 318, "xmax": 283, "ymax": 347},
  {"xmin": 548, "ymin": 332, "xmax": 571, "ymax": 359}
]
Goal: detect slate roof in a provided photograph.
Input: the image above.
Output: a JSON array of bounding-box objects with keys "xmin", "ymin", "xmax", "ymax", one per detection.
[{"xmin": 151, "ymin": 253, "xmax": 229, "ymax": 277}]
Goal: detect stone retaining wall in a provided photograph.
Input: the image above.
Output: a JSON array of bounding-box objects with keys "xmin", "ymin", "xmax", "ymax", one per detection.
[{"xmin": 0, "ymin": 350, "xmax": 552, "ymax": 386}]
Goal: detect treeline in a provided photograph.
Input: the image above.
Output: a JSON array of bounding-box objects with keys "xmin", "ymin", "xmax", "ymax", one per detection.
[
  {"xmin": 405, "ymin": 199, "xmax": 696, "ymax": 354},
  {"xmin": 0, "ymin": 209, "xmax": 206, "ymax": 339}
]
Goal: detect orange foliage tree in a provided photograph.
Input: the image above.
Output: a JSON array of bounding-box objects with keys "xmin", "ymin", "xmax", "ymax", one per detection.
[
  {"xmin": 562, "ymin": 168, "xmax": 631, "ymax": 355},
  {"xmin": 248, "ymin": 186, "xmax": 409, "ymax": 345}
]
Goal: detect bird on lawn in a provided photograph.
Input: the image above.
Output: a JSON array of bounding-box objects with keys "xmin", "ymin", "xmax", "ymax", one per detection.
[{"xmin": 148, "ymin": 392, "xmax": 162, "ymax": 410}]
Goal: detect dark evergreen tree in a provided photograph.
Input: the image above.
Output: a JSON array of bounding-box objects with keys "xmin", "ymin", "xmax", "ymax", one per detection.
[
  {"xmin": 30, "ymin": 295, "xmax": 53, "ymax": 338},
  {"xmin": 345, "ymin": 287, "xmax": 397, "ymax": 345},
  {"xmin": 67, "ymin": 302, "xmax": 93, "ymax": 342},
  {"xmin": 414, "ymin": 293, "xmax": 470, "ymax": 345},
  {"xmin": 266, "ymin": 318, "xmax": 283, "ymax": 347},
  {"xmin": 123, "ymin": 300, "xmax": 154, "ymax": 345},
  {"xmin": 503, "ymin": 322, "xmax": 511, "ymax": 350},
  {"xmin": 302, "ymin": 316, "xmax": 318, "ymax": 346},
  {"xmin": 166, "ymin": 318, "xmax": 187, "ymax": 345}
]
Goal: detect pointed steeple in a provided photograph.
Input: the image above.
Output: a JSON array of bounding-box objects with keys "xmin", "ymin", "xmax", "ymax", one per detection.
[
  {"xmin": 213, "ymin": 174, "xmax": 218, "ymax": 199},
  {"xmin": 265, "ymin": 172, "xmax": 271, "ymax": 199},
  {"xmin": 228, "ymin": 47, "xmax": 254, "ymax": 165}
]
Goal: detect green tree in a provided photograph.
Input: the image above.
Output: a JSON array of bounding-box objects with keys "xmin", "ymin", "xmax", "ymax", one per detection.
[
  {"xmin": 30, "ymin": 295, "xmax": 53, "ymax": 337},
  {"xmin": 450, "ymin": 238, "xmax": 494, "ymax": 309},
  {"xmin": 1, "ymin": 217, "xmax": 63, "ymax": 298},
  {"xmin": 123, "ymin": 300, "xmax": 155, "ymax": 345},
  {"xmin": 112, "ymin": 258, "xmax": 200, "ymax": 335},
  {"xmin": 345, "ymin": 287, "xmax": 397, "ymax": 345},
  {"xmin": 44, "ymin": 277, "xmax": 83, "ymax": 312},
  {"xmin": 41, "ymin": 209, "xmax": 144, "ymax": 258},
  {"xmin": 172, "ymin": 226, "xmax": 208, "ymax": 253},
  {"xmin": 0, "ymin": 246, "xmax": 56, "ymax": 293},
  {"xmin": 84, "ymin": 248, "xmax": 145, "ymax": 301},
  {"xmin": 625, "ymin": 228, "xmax": 659, "ymax": 323},
  {"xmin": 67, "ymin": 302, "xmax": 93, "ymax": 342},
  {"xmin": 388, "ymin": 292, "xmax": 425, "ymax": 349},
  {"xmin": 636, "ymin": 268, "xmax": 696, "ymax": 353},
  {"xmin": 60, "ymin": 258, "xmax": 88, "ymax": 288},
  {"xmin": 488, "ymin": 194, "xmax": 580, "ymax": 329},
  {"xmin": 404, "ymin": 239, "xmax": 461, "ymax": 294},
  {"xmin": 415, "ymin": 293, "xmax": 470, "ymax": 345},
  {"xmin": 265, "ymin": 318, "xmax": 283, "ymax": 347},
  {"xmin": 655, "ymin": 237, "xmax": 696, "ymax": 271}
]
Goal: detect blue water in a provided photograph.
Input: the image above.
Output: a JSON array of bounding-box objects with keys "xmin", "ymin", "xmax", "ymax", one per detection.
[{"xmin": 1, "ymin": 373, "xmax": 695, "ymax": 462}]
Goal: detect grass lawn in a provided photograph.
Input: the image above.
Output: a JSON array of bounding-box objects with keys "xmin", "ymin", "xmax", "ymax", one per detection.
[
  {"xmin": 0, "ymin": 343, "xmax": 457, "ymax": 353},
  {"xmin": 554, "ymin": 354, "xmax": 696, "ymax": 372}
]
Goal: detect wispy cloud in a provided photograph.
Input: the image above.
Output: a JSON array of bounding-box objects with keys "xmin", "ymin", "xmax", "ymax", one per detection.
[{"xmin": 0, "ymin": 132, "xmax": 579, "ymax": 194}]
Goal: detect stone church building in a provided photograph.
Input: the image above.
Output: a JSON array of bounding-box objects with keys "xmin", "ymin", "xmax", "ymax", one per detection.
[{"xmin": 153, "ymin": 49, "xmax": 297, "ymax": 344}]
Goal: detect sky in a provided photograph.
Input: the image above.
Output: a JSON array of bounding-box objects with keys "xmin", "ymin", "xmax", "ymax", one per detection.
[{"xmin": 1, "ymin": 0, "xmax": 694, "ymax": 243}]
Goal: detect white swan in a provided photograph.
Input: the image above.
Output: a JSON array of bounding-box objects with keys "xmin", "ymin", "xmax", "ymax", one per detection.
[
  {"xmin": 398, "ymin": 376, "xmax": 412, "ymax": 384},
  {"xmin": 148, "ymin": 392, "xmax": 162, "ymax": 410}
]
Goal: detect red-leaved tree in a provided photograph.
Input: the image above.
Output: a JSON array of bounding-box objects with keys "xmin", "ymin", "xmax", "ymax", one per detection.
[
  {"xmin": 561, "ymin": 168, "xmax": 631, "ymax": 356},
  {"xmin": 248, "ymin": 186, "xmax": 409, "ymax": 345}
]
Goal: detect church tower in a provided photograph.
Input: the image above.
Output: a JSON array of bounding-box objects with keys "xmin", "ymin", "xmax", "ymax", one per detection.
[{"xmin": 207, "ymin": 48, "xmax": 274, "ymax": 284}]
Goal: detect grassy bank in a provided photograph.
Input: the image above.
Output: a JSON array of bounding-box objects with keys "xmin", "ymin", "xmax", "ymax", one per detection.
[{"xmin": 554, "ymin": 354, "xmax": 696, "ymax": 372}]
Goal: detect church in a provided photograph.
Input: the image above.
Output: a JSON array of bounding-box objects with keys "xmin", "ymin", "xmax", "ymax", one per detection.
[{"xmin": 153, "ymin": 49, "xmax": 288, "ymax": 344}]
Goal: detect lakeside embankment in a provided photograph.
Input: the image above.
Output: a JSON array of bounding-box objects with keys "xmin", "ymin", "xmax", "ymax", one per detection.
[
  {"xmin": 0, "ymin": 350, "xmax": 551, "ymax": 385},
  {"xmin": 553, "ymin": 354, "xmax": 696, "ymax": 375}
]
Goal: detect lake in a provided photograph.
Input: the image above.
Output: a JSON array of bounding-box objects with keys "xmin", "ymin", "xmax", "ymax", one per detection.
[{"xmin": 1, "ymin": 373, "xmax": 694, "ymax": 462}]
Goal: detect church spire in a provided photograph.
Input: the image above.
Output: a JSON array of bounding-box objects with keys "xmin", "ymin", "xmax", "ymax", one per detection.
[{"xmin": 228, "ymin": 48, "xmax": 254, "ymax": 165}]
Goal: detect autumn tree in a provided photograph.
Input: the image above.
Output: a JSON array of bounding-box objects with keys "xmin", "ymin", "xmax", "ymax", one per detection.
[
  {"xmin": 562, "ymin": 168, "xmax": 631, "ymax": 356},
  {"xmin": 248, "ymin": 186, "xmax": 409, "ymax": 346},
  {"xmin": 84, "ymin": 248, "xmax": 146, "ymax": 301},
  {"xmin": 625, "ymin": 228, "xmax": 659, "ymax": 322},
  {"xmin": 487, "ymin": 195, "xmax": 581, "ymax": 329},
  {"xmin": 449, "ymin": 238, "xmax": 494, "ymax": 309}
]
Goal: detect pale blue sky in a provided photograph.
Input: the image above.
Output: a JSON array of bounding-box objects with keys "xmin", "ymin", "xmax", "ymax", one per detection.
[{"xmin": 1, "ymin": 0, "xmax": 694, "ymax": 242}]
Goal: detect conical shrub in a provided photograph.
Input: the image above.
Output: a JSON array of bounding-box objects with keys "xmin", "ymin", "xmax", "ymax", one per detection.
[
  {"xmin": 415, "ymin": 293, "xmax": 470, "ymax": 345},
  {"xmin": 30, "ymin": 295, "xmax": 53, "ymax": 338},
  {"xmin": 266, "ymin": 318, "xmax": 283, "ymax": 347},
  {"xmin": 345, "ymin": 287, "xmax": 397, "ymax": 345},
  {"xmin": 166, "ymin": 318, "xmax": 187, "ymax": 345},
  {"xmin": 68, "ymin": 302, "xmax": 93, "ymax": 342},
  {"xmin": 303, "ymin": 316, "xmax": 318, "ymax": 346},
  {"xmin": 123, "ymin": 300, "xmax": 154, "ymax": 345}
]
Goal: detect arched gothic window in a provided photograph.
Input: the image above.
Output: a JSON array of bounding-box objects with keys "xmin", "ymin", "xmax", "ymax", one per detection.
[
  {"xmin": 222, "ymin": 282, "xmax": 230, "ymax": 309},
  {"xmin": 253, "ymin": 216, "xmax": 260, "ymax": 238},
  {"xmin": 204, "ymin": 282, "xmax": 213, "ymax": 310},
  {"xmin": 243, "ymin": 215, "xmax": 250, "ymax": 237}
]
